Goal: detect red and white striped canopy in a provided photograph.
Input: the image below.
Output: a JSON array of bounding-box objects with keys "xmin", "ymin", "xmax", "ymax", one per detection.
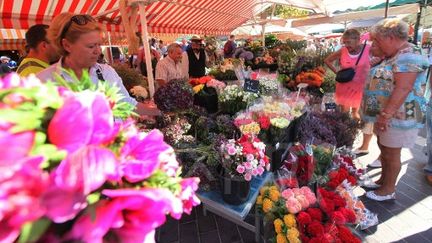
[
  {"xmin": 0, "ymin": 0, "xmax": 281, "ymax": 36},
  {"xmin": 0, "ymin": 28, "xmax": 26, "ymax": 50}
]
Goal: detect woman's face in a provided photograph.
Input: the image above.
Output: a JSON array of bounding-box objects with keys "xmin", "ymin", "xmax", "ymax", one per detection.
[
  {"xmin": 371, "ymin": 34, "xmax": 394, "ymax": 57},
  {"xmin": 342, "ymin": 37, "xmax": 360, "ymax": 53},
  {"xmin": 370, "ymin": 42, "xmax": 385, "ymax": 58},
  {"xmin": 64, "ymin": 31, "xmax": 102, "ymax": 68}
]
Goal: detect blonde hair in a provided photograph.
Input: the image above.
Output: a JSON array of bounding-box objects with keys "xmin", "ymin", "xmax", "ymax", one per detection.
[
  {"xmin": 48, "ymin": 12, "xmax": 101, "ymax": 56},
  {"xmin": 371, "ymin": 19, "xmax": 409, "ymax": 40},
  {"xmin": 342, "ymin": 29, "xmax": 360, "ymax": 40}
]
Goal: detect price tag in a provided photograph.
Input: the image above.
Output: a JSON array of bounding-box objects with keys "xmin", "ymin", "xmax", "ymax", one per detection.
[{"xmin": 243, "ymin": 78, "xmax": 260, "ymax": 93}]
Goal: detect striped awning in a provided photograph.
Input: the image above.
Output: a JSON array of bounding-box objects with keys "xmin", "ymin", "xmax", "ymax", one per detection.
[
  {"xmin": 0, "ymin": 0, "xmax": 287, "ymax": 36},
  {"xmin": 0, "ymin": 28, "xmax": 26, "ymax": 50}
]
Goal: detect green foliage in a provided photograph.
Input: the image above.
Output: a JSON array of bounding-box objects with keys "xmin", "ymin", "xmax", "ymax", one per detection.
[
  {"xmin": 321, "ymin": 68, "xmax": 336, "ymax": 93},
  {"xmin": 19, "ymin": 218, "xmax": 51, "ymax": 243},
  {"xmin": 55, "ymin": 69, "xmax": 136, "ymax": 119},
  {"xmin": 264, "ymin": 5, "xmax": 310, "ymax": 18},
  {"xmin": 145, "ymin": 170, "xmax": 182, "ymax": 195},
  {"xmin": 112, "ymin": 64, "xmax": 148, "ymax": 92},
  {"xmin": 208, "ymin": 69, "xmax": 237, "ymax": 81},
  {"xmin": 265, "ymin": 34, "xmax": 280, "ymax": 48}
]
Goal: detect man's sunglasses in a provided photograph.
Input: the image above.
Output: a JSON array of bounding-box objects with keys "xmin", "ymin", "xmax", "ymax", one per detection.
[{"xmin": 60, "ymin": 15, "xmax": 95, "ymax": 39}]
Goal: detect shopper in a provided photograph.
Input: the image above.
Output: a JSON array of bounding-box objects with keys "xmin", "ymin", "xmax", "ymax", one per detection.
[
  {"xmin": 0, "ymin": 56, "xmax": 11, "ymax": 77},
  {"xmin": 37, "ymin": 13, "xmax": 136, "ymax": 107},
  {"xmin": 182, "ymin": 35, "xmax": 208, "ymax": 78},
  {"xmin": 155, "ymin": 43, "xmax": 187, "ymax": 88},
  {"xmin": 324, "ymin": 29, "xmax": 371, "ymax": 120},
  {"xmin": 362, "ymin": 19, "xmax": 429, "ymax": 201},
  {"xmin": 223, "ymin": 35, "xmax": 236, "ymax": 58},
  {"xmin": 17, "ymin": 24, "xmax": 60, "ymax": 76},
  {"xmin": 424, "ymin": 52, "xmax": 432, "ymax": 186}
]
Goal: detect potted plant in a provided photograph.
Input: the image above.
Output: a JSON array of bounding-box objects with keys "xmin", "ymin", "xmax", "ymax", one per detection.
[{"xmin": 219, "ymin": 135, "xmax": 270, "ymax": 205}]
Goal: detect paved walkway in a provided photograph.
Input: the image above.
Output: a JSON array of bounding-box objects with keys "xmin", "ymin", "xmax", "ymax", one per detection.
[{"xmin": 157, "ymin": 132, "xmax": 432, "ymax": 243}]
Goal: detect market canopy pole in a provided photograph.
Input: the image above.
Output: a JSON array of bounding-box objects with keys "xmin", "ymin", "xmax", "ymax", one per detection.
[{"xmin": 384, "ymin": 0, "xmax": 390, "ymax": 18}]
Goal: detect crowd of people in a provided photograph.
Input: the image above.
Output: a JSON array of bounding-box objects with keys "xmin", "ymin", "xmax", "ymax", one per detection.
[{"xmin": 2, "ymin": 14, "xmax": 432, "ymax": 203}]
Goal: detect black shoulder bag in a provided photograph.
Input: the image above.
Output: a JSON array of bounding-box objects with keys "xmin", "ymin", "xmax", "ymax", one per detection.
[{"xmin": 335, "ymin": 41, "xmax": 367, "ymax": 83}]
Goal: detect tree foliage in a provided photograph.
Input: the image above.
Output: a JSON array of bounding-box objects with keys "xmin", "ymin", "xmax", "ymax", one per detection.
[{"xmin": 263, "ymin": 5, "xmax": 310, "ymax": 19}]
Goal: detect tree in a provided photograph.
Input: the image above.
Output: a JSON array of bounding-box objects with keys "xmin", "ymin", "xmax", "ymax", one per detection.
[{"xmin": 263, "ymin": 5, "xmax": 310, "ymax": 19}]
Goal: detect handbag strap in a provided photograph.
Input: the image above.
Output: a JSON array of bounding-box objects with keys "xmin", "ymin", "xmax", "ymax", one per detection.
[{"xmin": 355, "ymin": 40, "xmax": 367, "ymax": 66}]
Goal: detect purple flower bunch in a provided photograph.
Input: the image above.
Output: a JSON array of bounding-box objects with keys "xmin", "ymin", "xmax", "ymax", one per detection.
[
  {"xmin": 0, "ymin": 74, "xmax": 200, "ymax": 243},
  {"xmin": 154, "ymin": 79, "xmax": 194, "ymax": 112}
]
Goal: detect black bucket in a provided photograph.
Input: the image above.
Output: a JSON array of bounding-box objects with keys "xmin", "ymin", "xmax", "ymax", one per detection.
[{"xmin": 218, "ymin": 167, "xmax": 251, "ymax": 205}]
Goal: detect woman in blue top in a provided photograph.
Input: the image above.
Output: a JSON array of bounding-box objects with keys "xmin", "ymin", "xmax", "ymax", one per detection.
[{"xmin": 362, "ymin": 19, "xmax": 429, "ymax": 201}]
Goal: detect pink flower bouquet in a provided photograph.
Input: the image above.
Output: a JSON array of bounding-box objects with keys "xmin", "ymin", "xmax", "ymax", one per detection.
[
  {"xmin": 220, "ymin": 134, "xmax": 270, "ymax": 181},
  {"xmin": 0, "ymin": 73, "xmax": 200, "ymax": 243}
]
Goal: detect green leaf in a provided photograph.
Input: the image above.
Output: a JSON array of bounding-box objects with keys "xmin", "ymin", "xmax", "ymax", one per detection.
[
  {"xmin": 19, "ymin": 218, "xmax": 51, "ymax": 243},
  {"xmin": 87, "ymin": 192, "xmax": 101, "ymax": 205}
]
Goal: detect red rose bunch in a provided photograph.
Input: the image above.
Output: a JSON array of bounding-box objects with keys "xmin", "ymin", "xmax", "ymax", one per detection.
[
  {"xmin": 283, "ymin": 144, "xmax": 315, "ymax": 186},
  {"xmin": 326, "ymin": 167, "xmax": 357, "ymax": 189},
  {"xmin": 296, "ymin": 206, "xmax": 361, "ymax": 243},
  {"xmin": 333, "ymin": 153, "xmax": 364, "ymax": 178},
  {"xmin": 318, "ymin": 188, "xmax": 356, "ymax": 225}
]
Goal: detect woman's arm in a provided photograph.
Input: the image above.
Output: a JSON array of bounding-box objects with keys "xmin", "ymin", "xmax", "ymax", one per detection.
[
  {"xmin": 324, "ymin": 49, "xmax": 341, "ymax": 74},
  {"xmin": 375, "ymin": 72, "xmax": 417, "ymax": 131}
]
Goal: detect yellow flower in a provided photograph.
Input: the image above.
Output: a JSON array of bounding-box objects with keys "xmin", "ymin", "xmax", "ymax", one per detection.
[
  {"xmin": 274, "ymin": 218, "xmax": 284, "ymax": 234},
  {"xmin": 193, "ymin": 84, "xmax": 204, "ymax": 94},
  {"xmin": 283, "ymin": 214, "xmax": 296, "ymax": 228},
  {"xmin": 260, "ymin": 186, "xmax": 269, "ymax": 195},
  {"xmin": 276, "ymin": 234, "xmax": 288, "ymax": 243},
  {"xmin": 287, "ymin": 228, "xmax": 300, "ymax": 243},
  {"xmin": 239, "ymin": 122, "xmax": 260, "ymax": 135},
  {"xmin": 256, "ymin": 196, "xmax": 263, "ymax": 205},
  {"xmin": 269, "ymin": 185, "xmax": 278, "ymax": 191},
  {"xmin": 269, "ymin": 189, "xmax": 280, "ymax": 202},
  {"xmin": 262, "ymin": 198, "xmax": 273, "ymax": 213}
]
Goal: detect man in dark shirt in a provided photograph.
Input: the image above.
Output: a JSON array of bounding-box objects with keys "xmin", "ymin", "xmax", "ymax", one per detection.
[{"xmin": 182, "ymin": 35, "xmax": 208, "ymax": 78}]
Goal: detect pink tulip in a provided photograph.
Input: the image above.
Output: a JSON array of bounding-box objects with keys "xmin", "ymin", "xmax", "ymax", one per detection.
[
  {"xmin": 120, "ymin": 130, "xmax": 173, "ymax": 181},
  {"xmin": 0, "ymin": 128, "xmax": 35, "ymax": 181},
  {"xmin": 67, "ymin": 188, "xmax": 182, "ymax": 243},
  {"xmin": 48, "ymin": 91, "xmax": 116, "ymax": 154},
  {"xmin": 0, "ymin": 156, "xmax": 48, "ymax": 242},
  {"xmin": 54, "ymin": 146, "xmax": 118, "ymax": 195}
]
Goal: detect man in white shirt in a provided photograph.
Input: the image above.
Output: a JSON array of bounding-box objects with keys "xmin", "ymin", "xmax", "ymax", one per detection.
[{"xmin": 155, "ymin": 43, "xmax": 187, "ymax": 89}]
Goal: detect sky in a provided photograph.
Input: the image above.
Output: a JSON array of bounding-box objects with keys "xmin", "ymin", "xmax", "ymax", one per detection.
[{"xmin": 323, "ymin": 0, "xmax": 389, "ymax": 13}]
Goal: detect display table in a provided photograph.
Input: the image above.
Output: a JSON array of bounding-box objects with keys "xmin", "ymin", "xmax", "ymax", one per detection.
[{"xmin": 197, "ymin": 172, "xmax": 273, "ymax": 242}]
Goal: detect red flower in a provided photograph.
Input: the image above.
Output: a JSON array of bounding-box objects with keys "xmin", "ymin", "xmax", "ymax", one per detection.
[
  {"xmin": 333, "ymin": 196, "xmax": 347, "ymax": 208},
  {"xmin": 307, "ymin": 208, "xmax": 323, "ymax": 222},
  {"xmin": 297, "ymin": 211, "xmax": 312, "ymax": 227},
  {"xmin": 340, "ymin": 208, "xmax": 356, "ymax": 223},
  {"xmin": 320, "ymin": 198, "xmax": 335, "ymax": 214},
  {"xmin": 307, "ymin": 220, "xmax": 325, "ymax": 237},
  {"xmin": 326, "ymin": 180, "xmax": 339, "ymax": 190},
  {"xmin": 199, "ymin": 76, "xmax": 212, "ymax": 84},
  {"xmin": 330, "ymin": 211, "xmax": 346, "ymax": 225},
  {"xmin": 257, "ymin": 115, "xmax": 270, "ymax": 130},
  {"xmin": 301, "ymin": 234, "xmax": 310, "ymax": 243},
  {"xmin": 347, "ymin": 175, "xmax": 357, "ymax": 186},
  {"xmin": 337, "ymin": 225, "xmax": 361, "ymax": 243},
  {"xmin": 328, "ymin": 171, "xmax": 338, "ymax": 180}
]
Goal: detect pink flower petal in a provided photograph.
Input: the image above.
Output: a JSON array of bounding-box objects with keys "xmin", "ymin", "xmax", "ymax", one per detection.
[
  {"xmin": 42, "ymin": 186, "xmax": 87, "ymax": 223},
  {"xmin": 54, "ymin": 146, "xmax": 118, "ymax": 194}
]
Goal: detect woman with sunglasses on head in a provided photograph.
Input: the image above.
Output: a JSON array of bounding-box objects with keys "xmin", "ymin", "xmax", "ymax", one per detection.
[{"xmin": 37, "ymin": 13, "xmax": 137, "ymax": 107}]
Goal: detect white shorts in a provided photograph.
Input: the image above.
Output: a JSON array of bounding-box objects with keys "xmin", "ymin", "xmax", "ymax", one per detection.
[{"xmin": 374, "ymin": 126, "xmax": 419, "ymax": 148}]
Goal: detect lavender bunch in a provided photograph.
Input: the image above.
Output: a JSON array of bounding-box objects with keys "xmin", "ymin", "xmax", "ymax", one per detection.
[
  {"xmin": 297, "ymin": 112, "xmax": 337, "ymax": 146},
  {"xmin": 154, "ymin": 79, "xmax": 194, "ymax": 112}
]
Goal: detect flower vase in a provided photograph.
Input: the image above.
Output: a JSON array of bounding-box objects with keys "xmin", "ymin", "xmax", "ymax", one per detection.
[{"xmin": 218, "ymin": 167, "xmax": 251, "ymax": 205}]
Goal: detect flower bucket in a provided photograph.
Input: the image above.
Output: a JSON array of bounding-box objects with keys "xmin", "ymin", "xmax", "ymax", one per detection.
[
  {"xmin": 218, "ymin": 167, "xmax": 251, "ymax": 205},
  {"xmin": 193, "ymin": 86, "xmax": 218, "ymax": 113}
]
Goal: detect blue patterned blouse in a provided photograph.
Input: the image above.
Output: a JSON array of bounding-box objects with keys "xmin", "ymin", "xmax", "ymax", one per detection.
[{"xmin": 362, "ymin": 44, "xmax": 429, "ymax": 129}]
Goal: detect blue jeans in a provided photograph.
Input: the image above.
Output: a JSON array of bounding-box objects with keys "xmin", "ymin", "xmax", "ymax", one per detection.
[{"xmin": 425, "ymin": 100, "xmax": 432, "ymax": 175}]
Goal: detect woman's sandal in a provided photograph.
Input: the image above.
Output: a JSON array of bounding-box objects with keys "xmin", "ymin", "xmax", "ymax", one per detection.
[{"xmin": 366, "ymin": 191, "xmax": 396, "ymax": 201}]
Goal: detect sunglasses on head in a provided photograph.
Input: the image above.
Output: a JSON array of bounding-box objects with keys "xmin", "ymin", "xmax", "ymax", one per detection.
[{"xmin": 60, "ymin": 14, "xmax": 95, "ymax": 39}]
